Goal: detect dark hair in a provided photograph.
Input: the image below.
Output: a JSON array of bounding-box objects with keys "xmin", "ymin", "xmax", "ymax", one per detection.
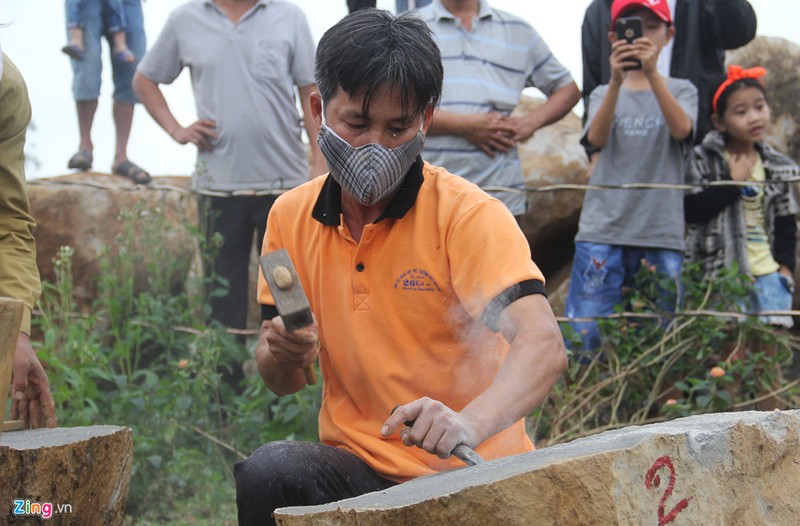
[
  {"xmin": 315, "ymin": 9, "xmax": 443, "ymax": 119},
  {"xmin": 713, "ymin": 77, "xmax": 767, "ymax": 117}
]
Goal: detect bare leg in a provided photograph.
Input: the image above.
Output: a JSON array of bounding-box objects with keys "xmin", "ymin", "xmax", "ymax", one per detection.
[
  {"xmin": 76, "ymin": 99, "xmax": 98, "ymax": 153},
  {"xmin": 111, "ymin": 31, "xmax": 135, "ymax": 62},
  {"xmin": 67, "ymin": 27, "xmax": 85, "ymax": 51},
  {"xmin": 112, "ymin": 100, "xmax": 134, "ymax": 169}
]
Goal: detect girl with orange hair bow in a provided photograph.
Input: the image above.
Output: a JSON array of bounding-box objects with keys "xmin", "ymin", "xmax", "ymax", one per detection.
[{"xmin": 685, "ymin": 65, "xmax": 799, "ymax": 328}]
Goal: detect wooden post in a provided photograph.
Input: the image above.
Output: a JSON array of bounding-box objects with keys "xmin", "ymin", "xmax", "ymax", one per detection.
[{"xmin": 0, "ymin": 297, "xmax": 24, "ymax": 440}]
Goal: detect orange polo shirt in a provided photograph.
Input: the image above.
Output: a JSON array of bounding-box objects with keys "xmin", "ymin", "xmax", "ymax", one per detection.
[{"xmin": 258, "ymin": 158, "xmax": 545, "ymax": 482}]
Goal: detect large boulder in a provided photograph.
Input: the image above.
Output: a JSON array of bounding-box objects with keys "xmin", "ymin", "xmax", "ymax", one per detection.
[
  {"xmin": 28, "ymin": 173, "xmax": 198, "ymax": 313},
  {"xmin": 275, "ymin": 410, "xmax": 800, "ymax": 525},
  {"xmin": 515, "ymin": 98, "xmax": 585, "ymax": 282},
  {"xmin": 0, "ymin": 425, "xmax": 133, "ymax": 525}
]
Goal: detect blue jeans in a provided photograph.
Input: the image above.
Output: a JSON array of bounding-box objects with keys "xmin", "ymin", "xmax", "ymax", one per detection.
[
  {"xmin": 750, "ymin": 272, "xmax": 794, "ymax": 327},
  {"xmin": 396, "ymin": 0, "xmax": 432, "ymax": 12},
  {"xmin": 564, "ymin": 242, "xmax": 683, "ymax": 353},
  {"xmin": 66, "ymin": 0, "xmax": 125, "ymax": 32},
  {"xmin": 69, "ymin": 0, "xmax": 145, "ymax": 104}
]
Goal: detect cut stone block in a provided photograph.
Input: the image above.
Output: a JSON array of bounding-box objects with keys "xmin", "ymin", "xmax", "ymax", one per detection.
[
  {"xmin": 0, "ymin": 425, "xmax": 133, "ymax": 525},
  {"xmin": 275, "ymin": 410, "xmax": 800, "ymax": 526}
]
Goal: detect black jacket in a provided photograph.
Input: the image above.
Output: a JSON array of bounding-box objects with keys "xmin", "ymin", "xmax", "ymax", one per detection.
[
  {"xmin": 582, "ymin": 0, "xmax": 757, "ymax": 144},
  {"xmin": 347, "ymin": 0, "xmax": 376, "ymax": 12}
]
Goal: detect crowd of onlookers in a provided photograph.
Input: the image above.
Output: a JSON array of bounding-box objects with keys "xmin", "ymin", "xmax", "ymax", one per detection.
[{"xmin": 3, "ymin": 2, "xmax": 796, "ymax": 523}]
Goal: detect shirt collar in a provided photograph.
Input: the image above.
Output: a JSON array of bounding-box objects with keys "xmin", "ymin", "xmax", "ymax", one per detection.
[
  {"xmin": 311, "ymin": 156, "xmax": 425, "ymax": 226},
  {"xmin": 431, "ymin": 0, "xmax": 493, "ymax": 22},
  {"xmin": 204, "ymin": 0, "xmax": 270, "ymax": 14}
]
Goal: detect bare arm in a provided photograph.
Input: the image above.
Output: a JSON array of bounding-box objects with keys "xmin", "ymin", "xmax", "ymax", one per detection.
[
  {"xmin": 586, "ymin": 37, "xmax": 629, "ymax": 148},
  {"xmin": 133, "ymin": 72, "xmax": 218, "ymax": 151},
  {"xmin": 586, "ymin": 83, "xmax": 621, "ymax": 149},
  {"xmin": 298, "ymin": 83, "xmax": 327, "ymax": 178},
  {"xmin": 506, "ymin": 81, "xmax": 581, "ymax": 142},
  {"xmin": 11, "ymin": 332, "xmax": 56, "ymax": 428},
  {"xmin": 639, "ymin": 37, "xmax": 692, "ymax": 141},
  {"xmin": 382, "ymin": 294, "xmax": 567, "ymax": 458},
  {"xmin": 255, "ymin": 316, "xmax": 319, "ymax": 396}
]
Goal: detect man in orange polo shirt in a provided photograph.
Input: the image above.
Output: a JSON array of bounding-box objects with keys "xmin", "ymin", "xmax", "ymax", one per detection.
[{"xmin": 234, "ymin": 9, "xmax": 567, "ymax": 526}]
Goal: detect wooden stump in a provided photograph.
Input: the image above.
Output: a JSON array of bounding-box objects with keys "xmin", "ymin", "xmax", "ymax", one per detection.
[
  {"xmin": 0, "ymin": 297, "xmax": 23, "ymax": 440},
  {"xmin": 0, "ymin": 425, "xmax": 133, "ymax": 525}
]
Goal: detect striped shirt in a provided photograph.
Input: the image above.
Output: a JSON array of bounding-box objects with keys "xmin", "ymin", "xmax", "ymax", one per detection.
[{"xmin": 418, "ymin": 0, "xmax": 574, "ymax": 215}]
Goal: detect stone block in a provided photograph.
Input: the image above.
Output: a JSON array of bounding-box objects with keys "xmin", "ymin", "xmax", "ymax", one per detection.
[
  {"xmin": 0, "ymin": 425, "xmax": 133, "ymax": 525},
  {"xmin": 275, "ymin": 410, "xmax": 800, "ymax": 526},
  {"xmin": 27, "ymin": 174, "xmax": 198, "ymax": 314}
]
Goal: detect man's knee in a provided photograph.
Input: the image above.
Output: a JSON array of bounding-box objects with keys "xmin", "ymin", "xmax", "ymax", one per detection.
[
  {"xmin": 235, "ymin": 442, "xmax": 309, "ymax": 500},
  {"xmin": 234, "ymin": 441, "xmax": 317, "ymax": 526}
]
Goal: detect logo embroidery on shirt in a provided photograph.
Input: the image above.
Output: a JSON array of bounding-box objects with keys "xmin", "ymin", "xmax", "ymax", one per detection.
[{"xmin": 394, "ymin": 269, "xmax": 442, "ymax": 292}]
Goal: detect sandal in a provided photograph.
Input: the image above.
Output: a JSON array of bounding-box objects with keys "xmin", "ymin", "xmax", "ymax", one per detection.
[
  {"xmin": 62, "ymin": 43, "xmax": 84, "ymax": 60},
  {"xmin": 113, "ymin": 160, "xmax": 152, "ymax": 185},
  {"xmin": 67, "ymin": 149, "xmax": 93, "ymax": 170},
  {"xmin": 112, "ymin": 49, "xmax": 136, "ymax": 63}
]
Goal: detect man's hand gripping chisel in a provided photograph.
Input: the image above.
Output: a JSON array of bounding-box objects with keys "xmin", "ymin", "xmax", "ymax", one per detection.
[
  {"xmin": 391, "ymin": 404, "xmax": 484, "ymax": 466},
  {"xmin": 260, "ymin": 249, "xmax": 317, "ymax": 385}
]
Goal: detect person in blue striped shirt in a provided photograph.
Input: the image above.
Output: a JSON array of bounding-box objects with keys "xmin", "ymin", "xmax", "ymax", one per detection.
[{"xmin": 417, "ymin": 0, "xmax": 581, "ymax": 218}]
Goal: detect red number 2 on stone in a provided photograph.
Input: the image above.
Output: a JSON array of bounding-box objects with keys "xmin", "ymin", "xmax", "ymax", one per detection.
[{"xmin": 645, "ymin": 455, "xmax": 692, "ymax": 526}]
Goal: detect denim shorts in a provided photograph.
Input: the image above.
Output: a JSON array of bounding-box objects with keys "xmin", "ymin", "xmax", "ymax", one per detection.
[
  {"xmin": 69, "ymin": 0, "xmax": 146, "ymax": 104},
  {"xmin": 564, "ymin": 242, "xmax": 683, "ymax": 353},
  {"xmin": 749, "ymin": 272, "xmax": 794, "ymax": 328}
]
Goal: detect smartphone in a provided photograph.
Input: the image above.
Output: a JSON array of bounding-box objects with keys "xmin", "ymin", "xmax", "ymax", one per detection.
[{"xmin": 615, "ymin": 16, "xmax": 642, "ymax": 70}]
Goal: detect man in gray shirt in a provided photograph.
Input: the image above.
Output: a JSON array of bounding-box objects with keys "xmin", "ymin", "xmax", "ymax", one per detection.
[{"xmin": 134, "ymin": 0, "xmax": 324, "ymax": 372}]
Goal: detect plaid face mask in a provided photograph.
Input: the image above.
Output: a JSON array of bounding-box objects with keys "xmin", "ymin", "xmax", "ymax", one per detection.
[{"xmin": 317, "ymin": 122, "xmax": 424, "ymax": 206}]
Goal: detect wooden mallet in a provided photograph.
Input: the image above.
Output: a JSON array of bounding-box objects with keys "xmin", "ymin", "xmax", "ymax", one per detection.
[{"xmin": 260, "ymin": 249, "xmax": 317, "ymax": 385}]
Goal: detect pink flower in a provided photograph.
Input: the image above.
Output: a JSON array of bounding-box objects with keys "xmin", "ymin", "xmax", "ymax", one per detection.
[
  {"xmin": 178, "ymin": 359, "xmax": 189, "ymax": 369},
  {"xmin": 665, "ymin": 399, "xmax": 677, "ymax": 406},
  {"xmin": 710, "ymin": 366, "xmax": 725, "ymax": 378}
]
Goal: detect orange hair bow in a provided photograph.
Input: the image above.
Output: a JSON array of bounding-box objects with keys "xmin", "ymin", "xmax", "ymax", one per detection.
[{"xmin": 712, "ymin": 65, "xmax": 767, "ymax": 113}]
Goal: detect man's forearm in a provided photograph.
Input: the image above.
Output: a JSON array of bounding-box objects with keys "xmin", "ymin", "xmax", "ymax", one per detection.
[
  {"xmin": 132, "ymin": 72, "xmax": 182, "ymax": 137},
  {"xmin": 521, "ymin": 82, "xmax": 581, "ymax": 139},
  {"xmin": 428, "ymin": 109, "xmax": 473, "ymax": 136},
  {"xmin": 461, "ymin": 295, "xmax": 567, "ymax": 445},
  {"xmin": 256, "ymin": 342, "xmax": 308, "ymax": 396}
]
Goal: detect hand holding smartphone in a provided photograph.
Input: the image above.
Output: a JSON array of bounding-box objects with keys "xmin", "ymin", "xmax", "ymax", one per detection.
[{"xmin": 615, "ymin": 16, "xmax": 642, "ymax": 71}]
